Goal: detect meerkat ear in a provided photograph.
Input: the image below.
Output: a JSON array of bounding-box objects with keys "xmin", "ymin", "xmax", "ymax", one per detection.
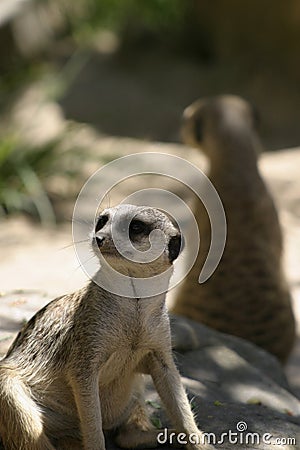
[{"xmin": 168, "ymin": 235, "xmax": 183, "ymax": 263}]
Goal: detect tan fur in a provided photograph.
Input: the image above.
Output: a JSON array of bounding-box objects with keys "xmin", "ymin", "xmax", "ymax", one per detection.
[
  {"xmin": 172, "ymin": 96, "xmax": 295, "ymax": 363},
  {"xmin": 0, "ymin": 204, "xmax": 213, "ymax": 450}
]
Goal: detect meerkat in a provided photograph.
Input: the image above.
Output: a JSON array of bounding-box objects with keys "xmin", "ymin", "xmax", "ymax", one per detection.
[
  {"xmin": 0, "ymin": 204, "xmax": 213, "ymax": 450},
  {"xmin": 172, "ymin": 95, "xmax": 295, "ymax": 363}
]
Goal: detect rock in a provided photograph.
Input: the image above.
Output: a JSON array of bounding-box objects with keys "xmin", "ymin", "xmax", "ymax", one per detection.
[
  {"xmin": 170, "ymin": 315, "xmax": 291, "ymax": 390},
  {"xmin": 131, "ymin": 315, "xmax": 300, "ymax": 450},
  {"xmin": 103, "ymin": 314, "xmax": 300, "ymax": 449}
]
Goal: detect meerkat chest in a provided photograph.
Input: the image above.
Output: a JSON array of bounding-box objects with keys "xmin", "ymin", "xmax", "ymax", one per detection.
[
  {"xmin": 99, "ymin": 302, "xmax": 167, "ymax": 384},
  {"xmin": 98, "ymin": 345, "xmax": 144, "ymax": 386}
]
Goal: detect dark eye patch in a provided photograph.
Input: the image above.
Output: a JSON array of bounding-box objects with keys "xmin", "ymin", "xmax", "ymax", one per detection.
[
  {"xmin": 129, "ymin": 219, "xmax": 149, "ymax": 238},
  {"xmin": 95, "ymin": 215, "xmax": 109, "ymax": 233},
  {"xmin": 168, "ymin": 235, "xmax": 182, "ymax": 262}
]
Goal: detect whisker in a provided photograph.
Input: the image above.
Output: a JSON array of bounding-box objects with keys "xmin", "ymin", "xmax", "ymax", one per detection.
[
  {"xmin": 105, "ymin": 192, "xmax": 111, "ymax": 209},
  {"xmin": 96, "ymin": 204, "xmax": 106, "ymax": 217},
  {"xmin": 59, "ymin": 239, "xmax": 90, "ymax": 251},
  {"xmin": 97, "ymin": 192, "xmax": 112, "ymax": 214},
  {"xmin": 69, "ymin": 217, "xmax": 92, "ymax": 226},
  {"xmin": 73, "ymin": 253, "xmax": 97, "ymax": 273}
]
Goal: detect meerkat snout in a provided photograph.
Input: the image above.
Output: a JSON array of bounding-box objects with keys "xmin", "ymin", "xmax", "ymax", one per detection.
[
  {"xmin": 93, "ymin": 214, "xmax": 109, "ymax": 249},
  {"xmin": 182, "ymin": 101, "xmax": 204, "ymax": 146},
  {"xmin": 96, "ymin": 236, "xmax": 105, "ymax": 247},
  {"xmin": 92, "ymin": 204, "xmax": 182, "ymax": 278},
  {"xmin": 181, "ymin": 95, "xmax": 261, "ymax": 157},
  {"xmin": 95, "ymin": 214, "xmax": 109, "ymax": 232}
]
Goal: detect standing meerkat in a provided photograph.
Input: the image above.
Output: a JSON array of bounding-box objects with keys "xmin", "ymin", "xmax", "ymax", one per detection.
[
  {"xmin": 172, "ymin": 95, "xmax": 295, "ymax": 363},
  {"xmin": 0, "ymin": 204, "xmax": 213, "ymax": 450}
]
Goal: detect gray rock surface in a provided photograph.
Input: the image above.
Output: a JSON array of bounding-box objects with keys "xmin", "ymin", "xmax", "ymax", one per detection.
[
  {"xmin": 103, "ymin": 314, "xmax": 300, "ymax": 449},
  {"xmin": 133, "ymin": 315, "xmax": 300, "ymax": 450}
]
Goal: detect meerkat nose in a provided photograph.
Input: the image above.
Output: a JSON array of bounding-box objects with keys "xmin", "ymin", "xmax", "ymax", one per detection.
[{"xmin": 96, "ymin": 236, "xmax": 105, "ymax": 248}]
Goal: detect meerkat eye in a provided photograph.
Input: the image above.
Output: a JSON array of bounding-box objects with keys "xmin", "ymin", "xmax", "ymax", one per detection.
[
  {"xmin": 194, "ymin": 115, "xmax": 203, "ymax": 142},
  {"xmin": 129, "ymin": 219, "xmax": 148, "ymax": 236},
  {"xmin": 95, "ymin": 215, "xmax": 109, "ymax": 233}
]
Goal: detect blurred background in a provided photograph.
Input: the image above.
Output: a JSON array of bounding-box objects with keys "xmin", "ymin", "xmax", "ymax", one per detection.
[
  {"xmin": 0, "ymin": 0, "xmax": 300, "ymax": 392},
  {"xmin": 1, "ymin": 0, "xmax": 300, "ymax": 223}
]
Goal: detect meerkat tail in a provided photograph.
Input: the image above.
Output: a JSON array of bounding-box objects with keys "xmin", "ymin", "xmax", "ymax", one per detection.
[{"xmin": 0, "ymin": 366, "xmax": 55, "ymax": 450}]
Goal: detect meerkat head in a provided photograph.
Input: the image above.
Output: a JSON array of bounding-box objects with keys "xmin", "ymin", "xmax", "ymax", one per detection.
[
  {"xmin": 91, "ymin": 204, "xmax": 182, "ymax": 279},
  {"xmin": 181, "ymin": 95, "xmax": 261, "ymax": 159}
]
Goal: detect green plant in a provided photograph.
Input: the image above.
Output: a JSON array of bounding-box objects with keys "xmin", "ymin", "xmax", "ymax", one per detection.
[
  {"xmin": 0, "ymin": 136, "xmax": 57, "ymax": 224},
  {"xmin": 65, "ymin": 0, "xmax": 187, "ymax": 46}
]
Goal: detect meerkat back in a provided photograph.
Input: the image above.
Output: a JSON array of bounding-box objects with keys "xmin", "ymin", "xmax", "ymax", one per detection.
[{"xmin": 172, "ymin": 95, "xmax": 295, "ymax": 363}]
